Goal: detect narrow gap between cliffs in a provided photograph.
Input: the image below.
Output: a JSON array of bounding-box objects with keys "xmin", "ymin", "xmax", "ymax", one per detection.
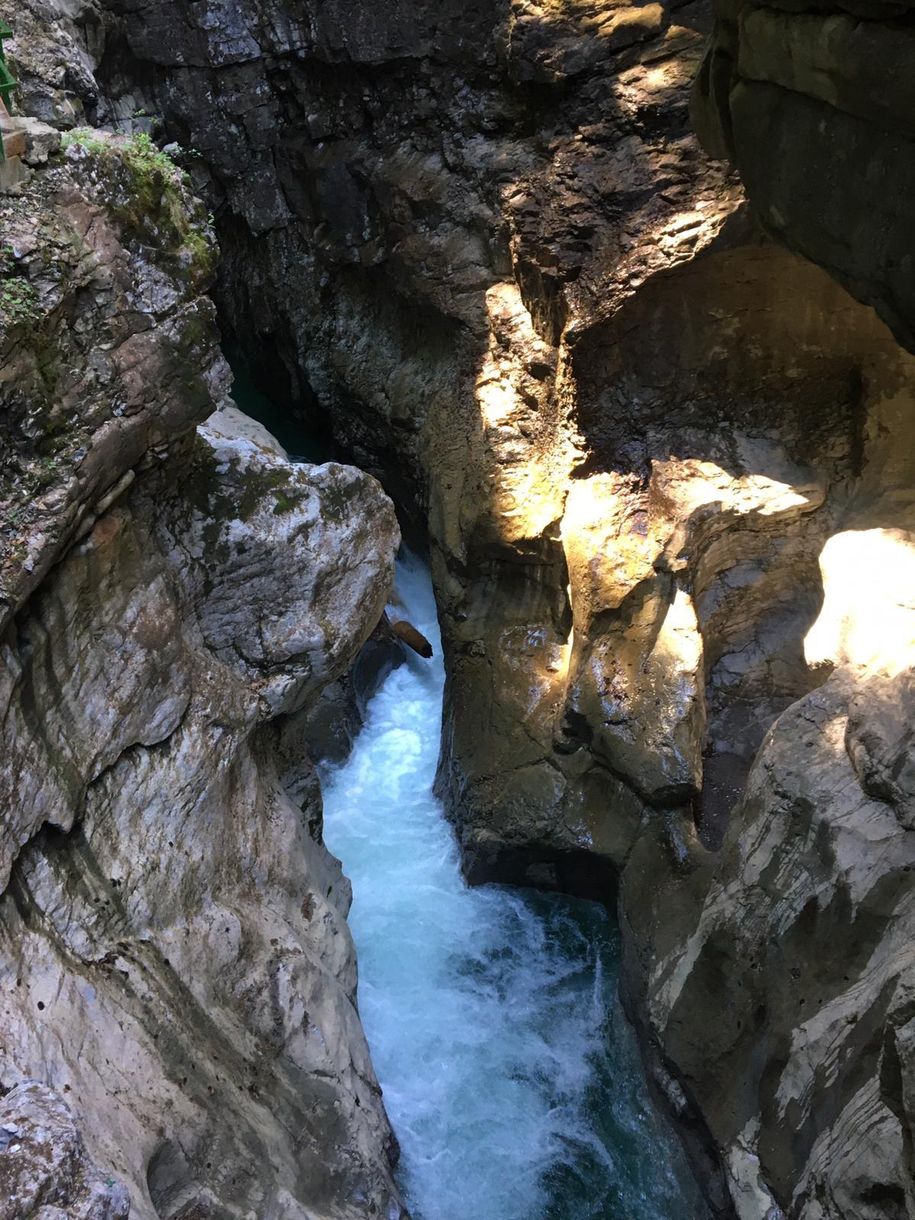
[{"xmin": 230, "ymin": 363, "xmax": 706, "ymax": 1220}]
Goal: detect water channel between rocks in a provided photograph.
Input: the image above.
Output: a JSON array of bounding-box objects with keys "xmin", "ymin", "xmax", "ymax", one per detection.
[{"xmin": 319, "ymin": 552, "xmax": 703, "ymax": 1220}]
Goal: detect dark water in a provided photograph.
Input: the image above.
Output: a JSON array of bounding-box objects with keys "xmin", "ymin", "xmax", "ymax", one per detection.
[{"xmin": 227, "ymin": 352, "xmax": 334, "ymax": 464}]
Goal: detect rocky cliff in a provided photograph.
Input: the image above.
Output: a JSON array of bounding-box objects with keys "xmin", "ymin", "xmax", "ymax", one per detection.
[
  {"xmin": 692, "ymin": 0, "xmax": 915, "ymax": 355},
  {"xmin": 0, "ymin": 97, "xmax": 403, "ymax": 1219},
  {"xmin": 48, "ymin": 0, "xmax": 747, "ymax": 884},
  {"xmin": 636, "ymin": 8, "xmax": 915, "ymax": 1218},
  {"xmin": 5, "ymin": 1, "xmax": 915, "ymax": 1219}
]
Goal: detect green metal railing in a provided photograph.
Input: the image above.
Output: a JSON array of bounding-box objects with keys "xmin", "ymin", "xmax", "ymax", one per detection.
[
  {"xmin": 0, "ymin": 21, "xmax": 15, "ymax": 106},
  {"xmin": 0, "ymin": 20, "xmax": 17, "ymax": 161}
]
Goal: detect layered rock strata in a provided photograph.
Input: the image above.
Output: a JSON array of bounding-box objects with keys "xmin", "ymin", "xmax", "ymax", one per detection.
[
  {"xmin": 692, "ymin": 0, "xmax": 915, "ymax": 355},
  {"xmin": 7, "ymin": 1, "xmax": 915, "ymax": 1218},
  {"xmin": 43, "ymin": 0, "xmax": 746, "ymax": 884},
  {"xmin": 633, "ymin": 6, "xmax": 915, "ymax": 1216},
  {"xmin": 1, "ymin": 120, "xmax": 403, "ymax": 1218}
]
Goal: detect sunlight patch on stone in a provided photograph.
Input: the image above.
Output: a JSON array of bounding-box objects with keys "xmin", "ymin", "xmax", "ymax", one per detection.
[
  {"xmin": 805, "ymin": 528, "xmax": 915, "ymax": 677},
  {"xmin": 474, "ymin": 282, "xmax": 569, "ymax": 545}
]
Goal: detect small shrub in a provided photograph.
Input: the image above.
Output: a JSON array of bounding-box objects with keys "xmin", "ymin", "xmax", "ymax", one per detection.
[{"xmin": 0, "ymin": 278, "xmax": 39, "ymax": 327}]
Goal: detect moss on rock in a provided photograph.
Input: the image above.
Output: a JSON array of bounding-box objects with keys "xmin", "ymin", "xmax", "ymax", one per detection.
[{"xmin": 61, "ymin": 128, "xmax": 219, "ymax": 287}]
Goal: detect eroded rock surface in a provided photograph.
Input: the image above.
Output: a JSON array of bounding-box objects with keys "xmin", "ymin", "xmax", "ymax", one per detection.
[
  {"xmin": 30, "ymin": 0, "xmax": 915, "ymax": 1213},
  {"xmin": 6, "ymin": 0, "xmax": 743, "ymax": 888},
  {"xmin": 0, "ymin": 95, "xmax": 404, "ymax": 1220},
  {"xmin": 1, "ymin": 424, "xmax": 402, "ymax": 1220},
  {"xmin": 0, "ymin": 1081, "xmax": 131, "ymax": 1219},
  {"xmin": 0, "ymin": 120, "xmax": 221, "ymax": 632},
  {"xmin": 8, "ymin": 1, "xmax": 915, "ymax": 1218},
  {"xmin": 628, "ymin": 600, "xmax": 915, "ymax": 1219},
  {"xmin": 615, "ymin": 6, "xmax": 915, "ymax": 1216},
  {"xmin": 692, "ymin": 0, "xmax": 915, "ymax": 355}
]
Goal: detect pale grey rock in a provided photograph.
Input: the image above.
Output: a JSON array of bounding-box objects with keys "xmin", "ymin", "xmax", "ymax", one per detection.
[
  {"xmin": 0, "ymin": 124, "xmax": 223, "ymax": 634},
  {"xmin": 0, "ymin": 431, "xmax": 402, "ymax": 1219},
  {"xmin": 0, "ymin": 58, "xmax": 404, "ymax": 1215},
  {"xmin": 632, "ymin": 668, "xmax": 915, "ymax": 1218},
  {"xmin": 19, "ymin": 117, "xmax": 62, "ymax": 165},
  {"xmin": 0, "ymin": 502, "xmax": 191, "ymax": 890},
  {"xmin": 204, "ymin": 404, "xmax": 288, "ymax": 458},
  {"xmin": 624, "ymin": 493, "xmax": 915, "ymax": 1216},
  {"xmin": 153, "ymin": 425, "xmax": 396, "ymax": 715}
]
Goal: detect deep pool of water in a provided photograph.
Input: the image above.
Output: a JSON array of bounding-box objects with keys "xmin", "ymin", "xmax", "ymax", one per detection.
[
  {"xmin": 320, "ymin": 553, "xmax": 704, "ymax": 1220},
  {"xmin": 227, "ymin": 353, "xmax": 335, "ymax": 463}
]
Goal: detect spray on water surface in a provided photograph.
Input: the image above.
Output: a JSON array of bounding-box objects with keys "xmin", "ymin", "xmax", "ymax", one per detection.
[{"xmin": 321, "ymin": 554, "xmax": 703, "ymax": 1220}]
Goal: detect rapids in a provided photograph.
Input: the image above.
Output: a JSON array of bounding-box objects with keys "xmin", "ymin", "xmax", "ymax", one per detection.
[{"xmin": 320, "ymin": 554, "xmax": 703, "ymax": 1220}]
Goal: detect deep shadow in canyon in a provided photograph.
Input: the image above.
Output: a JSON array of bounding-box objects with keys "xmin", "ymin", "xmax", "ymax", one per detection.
[{"xmin": 5, "ymin": 0, "xmax": 915, "ymax": 1218}]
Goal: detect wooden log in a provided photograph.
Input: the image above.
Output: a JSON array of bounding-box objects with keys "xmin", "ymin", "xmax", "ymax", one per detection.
[{"xmin": 390, "ymin": 618, "xmax": 433, "ymax": 659}]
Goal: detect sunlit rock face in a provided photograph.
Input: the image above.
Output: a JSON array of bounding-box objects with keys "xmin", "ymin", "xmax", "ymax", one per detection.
[
  {"xmin": 12, "ymin": 1, "xmax": 915, "ymax": 1216},
  {"xmin": 628, "ymin": 665, "xmax": 915, "ymax": 1219},
  {"xmin": 623, "ymin": 10, "xmax": 915, "ymax": 1216},
  {"xmin": 14, "ymin": 0, "xmax": 743, "ymax": 885},
  {"xmin": 630, "ymin": 552, "xmax": 915, "ymax": 1218}
]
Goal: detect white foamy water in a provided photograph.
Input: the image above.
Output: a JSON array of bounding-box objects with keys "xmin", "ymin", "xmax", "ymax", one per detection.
[{"xmin": 321, "ymin": 553, "xmax": 702, "ymax": 1220}]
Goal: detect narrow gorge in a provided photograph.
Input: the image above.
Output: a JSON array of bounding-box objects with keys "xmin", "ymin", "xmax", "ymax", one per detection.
[
  {"xmin": 2, "ymin": 2, "xmax": 915, "ymax": 1219},
  {"xmin": 320, "ymin": 552, "xmax": 702, "ymax": 1218}
]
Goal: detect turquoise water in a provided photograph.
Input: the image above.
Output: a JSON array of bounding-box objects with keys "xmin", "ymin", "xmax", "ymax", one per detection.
[
  {"xmin": 320, "ymin": 554, "xmax": 704, "ymax": 1220},
  {"xmin": 227, "ymin": 353, "xmax": 334, "ymax": 463}
]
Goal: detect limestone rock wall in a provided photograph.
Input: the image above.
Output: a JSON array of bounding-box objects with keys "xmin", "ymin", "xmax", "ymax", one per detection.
[
  {"xmin": 692, "ymin": 0, "xmax": 915, "ymax": 354},
  {"xmin": 1, "ymin": 433, "xmax": 402, "ymax": 1220},
  {"xmin": 35, "ymin": 1, "xmax": 915, "ymax": 1213},
  {"xmin": 0, "ymin": 102, "xmax": 403, "ymax": 1220},
  {"xmin": 621, "ymin": 7, "xmax": 915, "ymax": 1216},
  {"xmin": 0, "ymin": 119, "xmax": 221, "ymax": 633},
  {"xmin": 8, "ymin": 1, "xmax": 915, "ymax": 1218},
  {"xmin": 52, "ymin": 0, "xmax": 745, "ymax": 887}
]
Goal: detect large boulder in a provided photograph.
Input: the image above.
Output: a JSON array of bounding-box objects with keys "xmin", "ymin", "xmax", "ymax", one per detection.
[{"xmin": 0, "ymin": 425, "xmax": 402, "ymax": 1220}]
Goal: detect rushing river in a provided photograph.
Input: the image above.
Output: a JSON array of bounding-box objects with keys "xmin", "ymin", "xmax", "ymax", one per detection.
[{"xmin": 320, "ymin": 553, "xmax": 703, "ymax": 1220}]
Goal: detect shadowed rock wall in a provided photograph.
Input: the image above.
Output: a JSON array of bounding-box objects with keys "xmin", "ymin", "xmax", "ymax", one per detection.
[
  {"xmin": 8, "ymin": 1, "xmax": 915, "ymax": 1217},
  {"xmin": 692, "ymin": 0, "xmax": 915, "ymax": 354}
]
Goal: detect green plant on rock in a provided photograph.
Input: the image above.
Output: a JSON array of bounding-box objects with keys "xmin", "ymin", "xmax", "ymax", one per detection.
[
  {"xmin": 62, "ymin": 127, "xmax": 218, "ymax": 282},
  {"xmin": 272, "ymin": 488, "xmax": 305, "ymax": 515},
  {"xmin": 122, "ymin": 131, "xmax": 182, "ymax": 180},
  {"xmin": 0, "ymin": 277, "xmax": 39, "ymax": 327},
  {"xmin": 181, "ymin": 227, "xmax": 216, "ymax": 276},
  {"xmin": 60, "ymin": 127, "xmax": 109, "ymax": 156}
]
